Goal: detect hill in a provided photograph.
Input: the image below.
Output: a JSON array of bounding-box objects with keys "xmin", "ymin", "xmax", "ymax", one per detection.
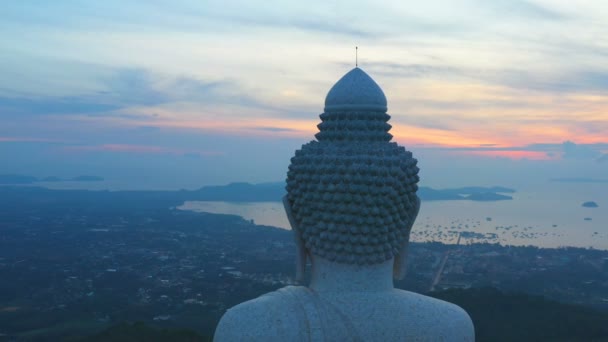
[
  {"xmin": 81, "ymin": 288, "xmax": 608, "ymax": 342},
  {"xmin": 465, "ymin": 192, "xmax": 512, "ymax": 201},
  {"xmin": 0, "ymin": 179, "xmax": 515, "ymax": 203},
  {"xmin": 0, "ymin": 174, "xmax": 105, "ymax": 185},
  {"xmin": 78, "ymin": 322, "xmax": 209, "ymax": 342},
  {"xmin": 191, "ymin": 182, "xmax": 516, "ymax": 202},
  {"xmin": 582, "ymin": 201, "xmax": 599, "ymax": 208},
  {"xmin": 431, "ymin": 287, "xmax": 608, "ymax": 342}
]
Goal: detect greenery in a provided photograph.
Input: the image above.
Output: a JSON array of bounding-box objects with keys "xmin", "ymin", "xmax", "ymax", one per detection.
[
  {"xmin": 76, "ymin": 322, "xmax": 209, "ymax": 342},
  {"xmin": 76, "ymin": 288, "xmax": 608, "ymax": 341},
  {"xmin": 431, "ymin": 287, "xmax": 608, "ymax": 342}
]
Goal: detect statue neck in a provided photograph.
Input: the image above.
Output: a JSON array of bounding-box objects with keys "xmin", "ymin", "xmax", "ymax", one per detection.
[{"xmin": 308, "ymin": 256, "xmax": 395, "ymax": 293}]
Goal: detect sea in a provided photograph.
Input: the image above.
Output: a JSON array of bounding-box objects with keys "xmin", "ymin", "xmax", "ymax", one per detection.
[{"xmin": 179, "ymin": 181, "xmax": 608, "ymax": 250}]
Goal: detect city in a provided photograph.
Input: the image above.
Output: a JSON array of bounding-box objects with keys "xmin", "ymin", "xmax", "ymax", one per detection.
[{"xmin": 0, "ymin": 187, "xmax": 606, "ymax": 340}]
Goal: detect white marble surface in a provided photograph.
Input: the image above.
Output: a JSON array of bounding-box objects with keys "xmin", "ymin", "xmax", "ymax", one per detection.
[
  {"xmin": 215, "ymin": 256, "xmax": 474, "ymax": 341},
  {"xmin": 214, "ymin": 67, "xmax": 474, "ymax": 341},
  {"xmin": 324, "ymin": 67, "xmax": 387, "ymax": 112}
]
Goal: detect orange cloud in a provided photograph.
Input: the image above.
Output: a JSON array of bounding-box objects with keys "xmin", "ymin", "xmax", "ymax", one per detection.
[
  {"xmin": 458, "ymin": 150, "xmax": 554, "ymax": 160},
  {"xmin": 390, "ymin": 123, "xmax": 497, "ymax": 147},
  {"xmin": 60, "ymin": 80, "xmax": 606, "ymax": 162}
]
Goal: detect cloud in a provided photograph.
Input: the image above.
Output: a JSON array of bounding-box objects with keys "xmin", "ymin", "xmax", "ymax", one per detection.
[
  {"xmin": 182, "ymin": 151, "xmax": 225, "ymax": 158},
  {"xmin": 250, "ymin": 126, "xmax": 298, "ymax": 133},
  {"xmin": 63, "ymin": 143, "xmax": 223, "ymax": 156},
  {"xmin": 496, "ymin": 70, "xmax": 608, "ymax": 94},
  {"xmin": 0, "ymin": 137, "xmax": 67, "ymax": 143},
  {"xmin": 99, "ymin": 68, "xmax": 169, "ymax": 106},
  {"xmin": 2, "ymin": 2, "xmax": 382, "ymax": 38},
  {"xmin": 229, "ymin": 16, "xmax": 379, "ymax": 38},
  {"xmin": 357, "ymin": 62, "xmax": 457, "ymax": 79},
  {"xmin": 0, "ymin": 68, "xmax": 270, "ymax": 119},
  {"xmin": 183, "ymin": 152, "xmax": 202, "ymax": 159},
  {"xmin": 479, "ymin": 0, "xmax": 566, "ymax": 20},
  {"xmin": 389, "ymin": 114, "xmax": 457, "ymax": 131},
  {"xmin": 109, "ymin": 69, "xmax": 278, "ymax": 112},
  {"xmin": 0, "ymin": 68, "xmax": 163, "ymax": 117},
  {"xmin": 0, "ymin": 96, "xmax": 121, "ymax": 116},
  {"xmin": 431, "ymin": 141, "xmax": 608, "ymax": 160},
  {"xmin": 358, "ymin": 60, "xmax": 608, "ymax": 95},
  {"xmin": 97, "ymin": 68, "xmax": 255, "ymax": 108},
  {"xmin": 561, "ymin": 141, "xmax": 602, "ymax": 160},
  {"xmin": 64, "ymin": 144, "xmax": 169, "ymax": 154},
  {"xmin": 596, "ymin": 154, "xmax": 608, "ymax": 163},
  {"xmin": 135, "ymin": 126, "xmax": 161, "ymax": 132}
]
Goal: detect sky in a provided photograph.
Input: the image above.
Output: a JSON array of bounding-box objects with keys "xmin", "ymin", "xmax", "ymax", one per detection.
[{"xmin": 0, "ymin": 0, "xmax": 607, "ymax": 189}]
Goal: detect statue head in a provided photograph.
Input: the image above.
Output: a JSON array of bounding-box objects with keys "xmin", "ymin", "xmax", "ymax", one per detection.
[
  {"xmin": 216, "ymin": 67, "xmax": 474, "ymax": 342},
  {"xmin": 284, "ymin": 67, "xmax": 420, "ymax": 281}
]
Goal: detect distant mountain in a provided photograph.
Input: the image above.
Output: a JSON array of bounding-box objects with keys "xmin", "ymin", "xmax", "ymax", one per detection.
[
  {"xmin": 0, "ymin": 174, "xmax": 38, "ymax": 184},
  {"xmin": 190, "ymin": 183, "xmax": 515, "ymax": 203},
  {"xmin": 417, "ymin": 187, "xmax": 464, "ymax": 200},
  {"xmin": 418, "ymin": 186, "xmax": 515, "ymax": 201},
  {"xmin": 0, "ymin": 174, "xmax": 104, "ymax": 184},
  {"xmin": 447, "ymin": 186, "xmax": 515, "ymax": 194},
  {"xmin": 465, "ymin": 192, "xmax": 513, "ymax": 201},
  {"xmin": 41, "ymin": 176, "xmax": 63, "ymax": 182},
  {"xmin": 70, "ymin": 175, "xmax": 104, "ymax": 182},
  {"xmin": 192, "ymin": 182, "xmax": 285, "ymax": 202},
  {"xmin": 0, "ymin": 177, "xmax": 515, "ymax": 203}
]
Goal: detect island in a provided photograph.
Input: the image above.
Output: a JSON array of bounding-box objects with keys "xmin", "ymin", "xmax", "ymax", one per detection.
[
  {"xmin": 465, "ymin": 192, "xmax": 512, "ymax": 201},
  {"xmin": 582, "ymin": 201, "xmax": 599, "ymax": 208}
]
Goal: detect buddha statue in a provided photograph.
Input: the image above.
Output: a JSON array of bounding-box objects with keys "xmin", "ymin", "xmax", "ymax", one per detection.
[{"xmin": 214, "ymin": 67, "xmax": 474, "ymax": 341}]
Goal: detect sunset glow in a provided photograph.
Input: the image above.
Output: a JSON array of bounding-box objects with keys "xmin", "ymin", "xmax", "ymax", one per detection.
[{"xmin": 1, "ymin": 1, "xmax": 607, "ymax": 186}]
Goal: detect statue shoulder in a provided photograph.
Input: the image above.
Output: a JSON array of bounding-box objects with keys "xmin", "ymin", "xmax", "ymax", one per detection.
[
  {"xmin": 214, "ymin": 286, "xmax": 307, "ymax": 342},
  {"xmin": 393, "ymin": 290, "xmax": 475, "ymax": 341}
]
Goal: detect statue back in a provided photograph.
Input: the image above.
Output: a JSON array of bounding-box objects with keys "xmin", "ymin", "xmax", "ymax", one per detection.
[{"xmin": 215, "ymin": 286, "xmax": 474, "ymax": 341}]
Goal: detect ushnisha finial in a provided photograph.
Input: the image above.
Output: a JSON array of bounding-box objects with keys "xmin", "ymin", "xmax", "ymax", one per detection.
[{"xmin": 356, "ymin": 46, "xmax": 358, "ymax": 67}]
